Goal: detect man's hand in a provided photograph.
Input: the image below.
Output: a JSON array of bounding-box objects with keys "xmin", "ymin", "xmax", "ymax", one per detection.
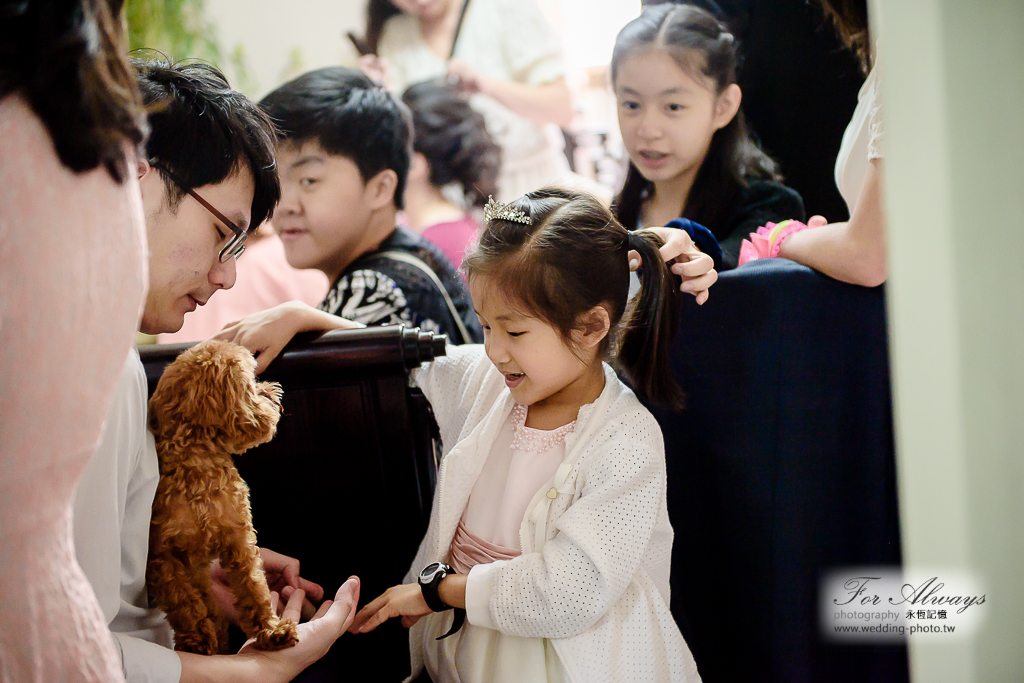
[
  {"xmin": 630, "ymin": 226, "xmax": 719, "ymax": 305},
  {"xmin": 238, "ymin": 577, "xmax": 360, "ymax": 679},
  {"xmin": 260, "ymin": 548, "xmax": 324, "ymax": 621},
  {"xmin": 210, "ymin": 548, "xmax": 325, "ymax": 623}
]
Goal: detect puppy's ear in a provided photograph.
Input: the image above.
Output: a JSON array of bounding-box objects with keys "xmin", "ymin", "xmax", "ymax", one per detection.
[
  {"xmin": 227, "ymin": 379, "xmax": 283, "ymax": 453},
  {"xmin": 149, "ymin": 348, "xmax": 205, "ymax": 437}
]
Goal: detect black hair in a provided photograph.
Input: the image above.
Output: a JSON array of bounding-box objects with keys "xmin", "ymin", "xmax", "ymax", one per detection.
[
  {"xmin": 259, "ymin": 66, "xmax": 412, "ymax": 210},
  {"xmin": 463, "ymin": 188, "xmax": 685, "ymax": 409},
  {"xmin": 611, "ymin": 3, "xmax": 782, "ymax": 233},
  {"xmin": 0, "ymin": 0, "xmax": 147, "ymax": 183},
  {"xmin": 133, "ymin": 57, "xmax": 280, "ymax": 231},
  {"xmin": 362, "ymin": 0, "xmax": 403, "ymax": 56},
  {"xmin": 641, "ymin": 0, "xmax": 726, "ymax": 18},
  {"xmin": 817, "ymin": 0, "xmax": 871, "ymax": 72},
  {"xmin": 402, "ymin": 79, "xmax": 500, "ymax": 207}
]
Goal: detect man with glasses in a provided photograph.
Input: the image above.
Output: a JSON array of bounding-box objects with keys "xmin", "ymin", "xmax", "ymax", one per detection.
[
  {"xmin": 150, "ymin": 162, "xmax": 250, "ymax": 261},
  {"xmin": 72, "ymin": 59, "xmax": 359, "ymax": 683}
]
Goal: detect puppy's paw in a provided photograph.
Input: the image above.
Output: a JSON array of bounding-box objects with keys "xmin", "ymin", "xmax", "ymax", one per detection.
[
  {"xmin": 174, "ymin": 631, "xmax": 219, "ymax": 656},
  {"xmin": 254, "ymin": 618, "xmax": 299, "ymax": 650}
]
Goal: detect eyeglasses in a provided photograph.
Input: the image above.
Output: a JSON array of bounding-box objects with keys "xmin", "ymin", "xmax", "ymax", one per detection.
[{"xmin": 150, "ymin": 161, "xmax": 248, "ymax": 262}]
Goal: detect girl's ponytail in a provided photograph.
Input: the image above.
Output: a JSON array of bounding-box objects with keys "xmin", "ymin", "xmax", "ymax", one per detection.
[{"xmin": 618, "ymin": 231, "xmax": 685, "ymax": 410}]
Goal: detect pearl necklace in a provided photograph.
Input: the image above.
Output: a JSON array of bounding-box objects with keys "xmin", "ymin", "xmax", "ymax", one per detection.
[{"xmin": 509, "ymin": 404, "xmax": 576, "ymax": 454}]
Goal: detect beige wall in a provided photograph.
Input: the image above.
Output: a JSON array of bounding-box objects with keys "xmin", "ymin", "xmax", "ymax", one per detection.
[
  {"xmin": 204, "ymin": 0, "xmax": 367, "ymax": 99},
  {"xmin": 877, "ymin": 0, "xmax": 1024, "ymax": 680},
  {"xmin": 203, "ymin": 0, "xmax": 640, "ymax": 99}
]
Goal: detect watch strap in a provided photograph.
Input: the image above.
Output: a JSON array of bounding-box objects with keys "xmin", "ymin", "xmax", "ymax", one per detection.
[
  {"xmin": 436, "ymin": 610, "xmax": 468, "ymax": 643},
  {"xmin": 437, "ymin": 608, "xmax": 466, "ymax": 640}
]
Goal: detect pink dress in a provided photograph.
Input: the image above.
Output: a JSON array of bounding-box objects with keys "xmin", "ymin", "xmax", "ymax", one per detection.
[
  {"xmin": 421, "ymin": 215, "xmax": 480, "ymax": 271},
  {"xmin": 0, "ymin": 96, "xmax": 147, "ymax": 681},
  {"xmin": 159, "ymin": 233, "xmax": 328, "ymax": 343},
  {"xmin": 427, "ymin": 404, "xmax": 576, "ymax": 683}
]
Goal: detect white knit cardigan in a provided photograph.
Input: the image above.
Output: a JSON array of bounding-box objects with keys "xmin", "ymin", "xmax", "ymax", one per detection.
[{"xmin": 407, "ymin": 345, "xmax": 701, "ymax": 682}]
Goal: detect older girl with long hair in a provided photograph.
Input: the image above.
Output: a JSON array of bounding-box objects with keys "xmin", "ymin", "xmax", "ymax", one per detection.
[{"xmin": 612, "ymin": 3, "xmax": 805, "ymax": 269}]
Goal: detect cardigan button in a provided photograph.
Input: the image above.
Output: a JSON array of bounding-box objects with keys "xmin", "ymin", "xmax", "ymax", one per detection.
[{"xmin": 546, "ymin": 487, "xmax": 558, "ymax": 499}]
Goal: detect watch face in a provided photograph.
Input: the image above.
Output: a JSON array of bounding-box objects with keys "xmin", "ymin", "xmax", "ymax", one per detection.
[{"xmin": 419, "ymin": 562, "xmax": 444, "ymax": 583}]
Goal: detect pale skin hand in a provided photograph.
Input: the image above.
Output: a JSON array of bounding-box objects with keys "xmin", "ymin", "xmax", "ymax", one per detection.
[
  {"xmin": 778, "ymin": 157, "xmax": 888, "ymax": 287},
  {"xmin": 630, "ymin": 226, "xmax": 719, "ymax": 305},
  {"xmin": 446, "ymin": 59, "xmax": 573, "ymax": 128},
  {"xmin": 210, "ymin": 547, "xmax": 325, "ymax": 623},
  {"xmin": 356, "ymin": 55, "xmax": 395, "ymax": 90},
  {"xmin": 213, "ymin": 300, "xmax": 365, "ymax": 374},
  {"xmin": 349, "ymin": 574, "xmax": 469, "ymax": 634},
  {"xmin": 177, "ymin": 577, "xmax": 360, "ymax": 683}
]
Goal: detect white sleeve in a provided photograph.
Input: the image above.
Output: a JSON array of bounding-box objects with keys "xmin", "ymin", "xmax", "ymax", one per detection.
[
  {"xmin": 410, "ymin": 344, "xmax": 499, "ymax": 451},
  {"xmin": 500, "ymin": 0, "xmax": 565, "ymax": 85},
  {"xmin": 464, "ymin": 414, "xmax": 667, "ymax": 638},
  {"xmin": 74, "ymin": 351, "xmax": 181, "ymax": 683},
  {"xmin": 112, "ymin": 634, "xmax": 182, "ymax": 683},
  {"xmin": 865, "ymin": 64, "xmax": 884, "ymax": 161},
  {"xmin": 73, "ymin": 352, "xmax": 145, "ymax": 624},
  {"xmin": 866, "ymin": 76, "xmax": 884, "ymax": 160},
  {"xmin": 465, "ymin": 560, "xmax": 506, "ymax": 630}
]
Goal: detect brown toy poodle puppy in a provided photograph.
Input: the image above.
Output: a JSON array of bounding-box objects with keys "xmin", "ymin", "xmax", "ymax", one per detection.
[{"xmin": 146, "ymin": 339, "xmax": 298, "ymax": 655}]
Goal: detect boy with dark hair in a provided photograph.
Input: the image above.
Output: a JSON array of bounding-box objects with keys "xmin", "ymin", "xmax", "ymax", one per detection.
[
  {"xmin": 72, "ymin": 59, "xmax": 359, "ymax": 683},
  {"xmin": 253, "ymin": 66, "xmax": 481, "ymax": 348}
]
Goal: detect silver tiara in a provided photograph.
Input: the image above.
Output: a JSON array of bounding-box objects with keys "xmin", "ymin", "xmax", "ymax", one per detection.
[{"xmin": 483, "ymin": 196, "xmax": 531, "ymax": 225}]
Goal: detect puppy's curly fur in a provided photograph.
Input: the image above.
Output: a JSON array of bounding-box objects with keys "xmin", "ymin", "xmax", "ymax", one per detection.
[{"xmin": 146, "ymin": 340, "xmax": 298, "ymax": 655}]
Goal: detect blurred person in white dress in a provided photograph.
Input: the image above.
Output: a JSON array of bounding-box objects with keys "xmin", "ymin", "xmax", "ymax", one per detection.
[{"xmin": 357, "ymin": 0, "xmax": 611, "ymax": 204}]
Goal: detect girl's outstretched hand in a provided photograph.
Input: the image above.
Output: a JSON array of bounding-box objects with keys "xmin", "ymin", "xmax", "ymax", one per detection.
[
  {"xmin": 348, "ymin": 583, "xmax": 432, "ymax": 634},
  {"xmin": 630, "ymin": 226, "xmax": 718, "ymax": 305},
  {"xmin": 213, "ymin": 301, "xmax": 364, "ymax": 374}
]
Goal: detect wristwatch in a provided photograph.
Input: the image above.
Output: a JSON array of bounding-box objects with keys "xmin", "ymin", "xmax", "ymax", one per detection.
[
  {"xmin": 418, "ymin": 562, "xmax": 454, "ymax": 613},
  {"xmin": 418, "ymin": 562, "xmax": 466, "ymax": 640}
]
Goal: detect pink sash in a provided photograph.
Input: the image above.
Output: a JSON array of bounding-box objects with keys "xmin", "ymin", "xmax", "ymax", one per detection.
[{"xmin": 449, "ymin": 519, "xmax": 520, "ymax": 574}]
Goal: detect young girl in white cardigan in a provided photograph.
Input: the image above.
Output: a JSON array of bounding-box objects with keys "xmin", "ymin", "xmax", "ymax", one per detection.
[{"xmin": 347, "ymin": 188, "xmax": 702, "ymax": 683}]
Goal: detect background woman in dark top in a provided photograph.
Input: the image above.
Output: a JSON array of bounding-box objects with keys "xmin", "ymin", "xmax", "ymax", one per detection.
[{"xmin": 612, "ymin": 3, "xmax": 805, "ymax": 269}]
